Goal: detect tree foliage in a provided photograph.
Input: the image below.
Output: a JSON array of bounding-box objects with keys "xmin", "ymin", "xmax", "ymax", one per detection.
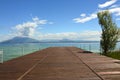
[{"xmin": 97, "ymin": 11, "xmax": 119, "ymax": 55}]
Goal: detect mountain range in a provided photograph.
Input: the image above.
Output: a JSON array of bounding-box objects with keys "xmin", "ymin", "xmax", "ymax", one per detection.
[
  {"xmin": 1, "ymin": 37, "xmax": 40, "ymax": 43},
  {"xmin": 0, "ymin": 36, "xmax": 99, "ymax": 43}
]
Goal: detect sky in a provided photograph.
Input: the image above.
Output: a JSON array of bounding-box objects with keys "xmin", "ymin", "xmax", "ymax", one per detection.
[{"xmin": 0, "ymin": 0, "xmax": 120, "ymax": 42}]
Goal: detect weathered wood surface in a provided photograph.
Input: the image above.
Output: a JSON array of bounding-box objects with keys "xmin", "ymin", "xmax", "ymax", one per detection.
[{"xmin": 0, "ymin": 47, "xmax": 120, "ymax": 80}]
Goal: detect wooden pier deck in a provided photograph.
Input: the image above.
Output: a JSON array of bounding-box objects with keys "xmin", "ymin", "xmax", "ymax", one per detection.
[{"xmin": 0, "ymin": 47, "xmax": 120, "ymax": 80}]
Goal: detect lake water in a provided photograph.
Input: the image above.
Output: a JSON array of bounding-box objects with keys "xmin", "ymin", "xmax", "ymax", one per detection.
[{"xmin": 0, "ymin": 42, "xmax": 120, "ymax": 62}]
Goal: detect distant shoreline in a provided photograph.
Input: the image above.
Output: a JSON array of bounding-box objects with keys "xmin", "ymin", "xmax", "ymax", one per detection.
[{"xmin": 0, "ymin": 41, "xmax": 100, "ymax": 44}]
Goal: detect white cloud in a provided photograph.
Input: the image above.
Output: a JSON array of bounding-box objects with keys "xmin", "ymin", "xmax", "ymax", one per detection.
[
  {"xmin": 73, "ymin": 13, "xmax": 97, "ymax": 23},
  {"xmin": 32, "ymin": 17, "xmax": 39, "ymax": 21},
  {"xmin": 98, "ymin": 0, "xmax": 117, "ymax": 8},
  {"xmin": 39, "ymin": 32, "xmax": 78, "ymax": 40},
  {"xmin": 32, "ymin": 17, "xmax": 47, "ymax": 24},
  {"xmin": 15, "ymin": 17, "xmax": 48, "ymax": 37},
  {"xmin": 109, "ymin": 7, "xmax": 120, "ymax": 16},
  {"xmin": 110, "ymin": 4, "xmax": 118, "ymax": 8},
  {"xmin": 73, "ymin": 0, "xmax": 120, "ymax": 23},
  {"xmin": 80, "ymin": 13, "xmax": 86, "ymax": 17},
  {"xmin": 38, "ymin": 31, "xmax": 101, "ymax": 41},
  {"xmin": 98, "ymin": 7, "xmax": 120, "ymax": 16}
]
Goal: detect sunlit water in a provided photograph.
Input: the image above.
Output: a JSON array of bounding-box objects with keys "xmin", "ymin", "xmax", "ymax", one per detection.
[{"xmin": 0, "ymin": 42, "xmax": 120, "ymax": 62}]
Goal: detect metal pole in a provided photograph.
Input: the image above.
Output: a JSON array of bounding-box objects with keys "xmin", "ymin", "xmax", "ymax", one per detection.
[
  {"xmin": 22, "ymin": 47, "xmax": 24, "ymax": 56},
  {"xmin": 89, "ymin": 44, "xmax": 91, "ymax": 52},
  {"xmin": 2, "ymin": 50, "xmax": 3, "ymax": 63},
  {"xmin": 0, "ymin": 50, "xmax": 3, "ymax": 63},
  {"xmin": 80, "ymin": 44, "xmax": 81, "ymax": 49}
]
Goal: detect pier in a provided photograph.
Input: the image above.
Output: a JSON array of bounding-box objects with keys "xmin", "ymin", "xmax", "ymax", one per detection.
[{"xmin": 0, "ymin": 47, "xmax": 120, "ymax": 80}]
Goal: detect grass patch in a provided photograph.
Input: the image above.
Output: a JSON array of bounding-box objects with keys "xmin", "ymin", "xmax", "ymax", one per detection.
[{"xmin": 106, "ymin": 51, "xmax": 120, "ymax": 60}]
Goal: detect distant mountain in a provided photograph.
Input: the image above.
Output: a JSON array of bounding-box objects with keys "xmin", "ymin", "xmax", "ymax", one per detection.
[
  {"xmin": 1, "ymin": 37, "xmax": 40, "ymax": 43},
  {"xmin": 58, "ymin": 39, "xmax": 75, "ymax": 42},
  {"xmin": 58, "ymin": 39, "xmax": 99, "ymax": 43},
  {"xmin": 39, "ymin": 39, "xmax": 75, "ymax": 43},
  {"xmin": 40, "ymin": 39, "xmax": 99, "ymax": 43},
  {"xmin": 1, "ymin": 37, "xmax": 100, "ymax": 43}
]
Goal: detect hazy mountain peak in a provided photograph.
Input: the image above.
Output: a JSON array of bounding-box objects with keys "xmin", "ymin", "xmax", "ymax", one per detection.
[{"xmin": 1, "ymin": 36, "xmax": 40, "ymax": 43}]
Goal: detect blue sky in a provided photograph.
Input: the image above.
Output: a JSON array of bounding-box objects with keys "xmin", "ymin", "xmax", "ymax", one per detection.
[{"xmin": 0, "ymin": 0, "xmax": 120, "ymax": 41}]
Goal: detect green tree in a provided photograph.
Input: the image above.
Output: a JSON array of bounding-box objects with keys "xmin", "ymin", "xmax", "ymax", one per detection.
[{"xmin": 97, "ymin": 11, "xmax": 119, "ymax": 55}]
